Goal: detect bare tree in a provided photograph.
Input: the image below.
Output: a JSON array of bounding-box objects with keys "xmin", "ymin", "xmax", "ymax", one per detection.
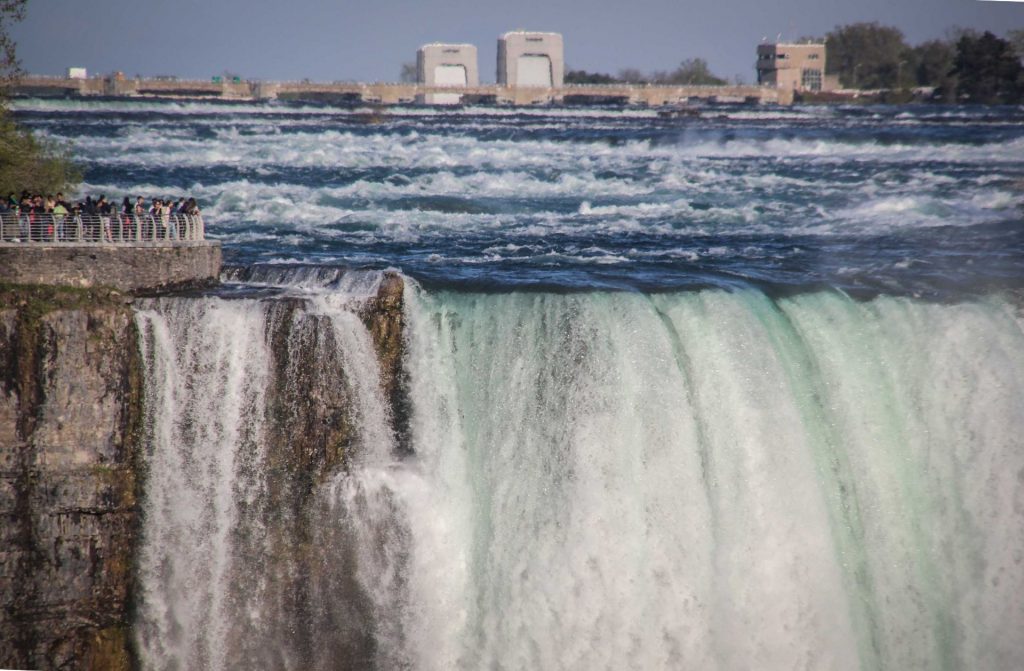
[
  {"xmin": 399, "ymin": 62, "xmax": 417, "ymax": 83},
  {"xmin": 0, "ymin": 0, "xmax": 27, "ymax": 91}
]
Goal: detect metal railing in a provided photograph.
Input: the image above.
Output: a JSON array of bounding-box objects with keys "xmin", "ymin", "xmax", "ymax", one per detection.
[{"xmin": 0, "ymin": 212, "xmax": 205, "ymax": 244}]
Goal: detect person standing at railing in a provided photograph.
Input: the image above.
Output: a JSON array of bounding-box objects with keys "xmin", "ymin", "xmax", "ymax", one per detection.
[
  {"xmin": 98, "ymin": 195, "xmax": 114, "ymax": 242},
  {"xmin": 70, "ymin": 203, "xmax": 83, "ymax": 241},
  {"xmin": 52, "ymin": 199, "xmax": 68, "ymax": 241},
  {"xmin": 17, "ymin": 194, "xmax": 30, "ymax": 241},
  {"xmin": 161, "ymin": 197, "xmax": 174, "ymax": 240},
  {"xmin": 30, "ymin": 194, "xmax": 47, "ymax": 242},
  {"xmin": 149, "ymin": 198, "xmax": 162, "ymax": 240},
  {"xmin": 173, "ymin": 197, "xmax": 186, "ymax": 239},
  {"xmin": 134, "ymin": 196, "xmax": 146, "ymax": 240},
  {"xmin": 120, "ymin": 197, "xmax": 133, "ymax": 242},
  {"xmin": 82, "ymin": 196, "xmax": 97, "ymax": 241}
]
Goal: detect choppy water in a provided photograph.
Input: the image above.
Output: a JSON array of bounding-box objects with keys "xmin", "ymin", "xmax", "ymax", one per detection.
[{"xmin": 13, "ymin": 97, "xmax": 1024, "ymax": 296}]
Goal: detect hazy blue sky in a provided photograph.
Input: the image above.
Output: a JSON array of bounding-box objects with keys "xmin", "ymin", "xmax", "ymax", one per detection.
[{"xmin": 11, "ymin": 0, "xmax": 1024, "ymax": 83}]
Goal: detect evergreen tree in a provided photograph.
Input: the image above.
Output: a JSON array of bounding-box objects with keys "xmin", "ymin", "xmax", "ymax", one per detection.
[
  {"xmin": 908, "ymin": 39, "xmax": 957, "ymax": 100},
  {"xmin": 953, "ymin": 31, "xmax": 1023, "ymax": 103}
]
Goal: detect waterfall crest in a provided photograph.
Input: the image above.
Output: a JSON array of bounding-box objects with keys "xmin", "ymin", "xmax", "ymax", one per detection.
[{"xmin": 134, "ymin": 282, "xmax": 1024, "ymax": 670}]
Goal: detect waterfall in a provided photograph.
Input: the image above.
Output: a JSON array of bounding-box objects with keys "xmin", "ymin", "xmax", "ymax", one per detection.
[
  {"xmin": 133, "ymin": 281, "xmax": 1024, "ymax": 670},
  {"xmin": 134, "ymin": 296, "xmax": 272, "ymax": 670},
  {"xmin": 133, "ymin": 270, "xmax": 402, "ymax": 670},
  {"xmin": 395, "ymin": 288, "xmax": 1024, "ymax": 670}
]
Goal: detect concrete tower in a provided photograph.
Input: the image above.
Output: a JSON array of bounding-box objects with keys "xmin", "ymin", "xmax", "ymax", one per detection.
[
  {"xmin": 416, "ymin": 43, "xmax": 478, "ymax": 104},
  {"xmin": 497, "ymin": 32, "xmax": 564, "ymax": 88}
]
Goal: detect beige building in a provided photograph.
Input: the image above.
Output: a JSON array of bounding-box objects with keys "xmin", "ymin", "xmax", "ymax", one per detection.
[
  {"xmin": 497, "ymin": 31, "xmax": 564, "ymax": 88},
  {"xmin": 416, "ymin": 43, "xmax": 479, "ymax": 104},
  {"xmin": 756, "ymin": 42, "xmax": 835, "ymax": 92}
]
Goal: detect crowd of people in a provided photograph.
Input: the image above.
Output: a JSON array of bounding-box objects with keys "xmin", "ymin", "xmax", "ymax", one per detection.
[{"xmin": 0, "ymin": 190, "xmax": 204, "ymax": 243}]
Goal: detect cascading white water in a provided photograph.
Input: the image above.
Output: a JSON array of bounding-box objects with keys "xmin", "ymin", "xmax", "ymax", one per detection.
[
  {"xmin": 134, "ymin": 280, "xmax": 1024, "ymax": 670},
  {"xmin": 386, "ymin": 287, "xmax": 1024, "ymax": 670},
  {"xmin": 133, "ymin": 271, "xmax": 402, "ymax": 670},
  {"xmin": 134, "ymin": 297, "xmax": 272, "ymax": 670}
]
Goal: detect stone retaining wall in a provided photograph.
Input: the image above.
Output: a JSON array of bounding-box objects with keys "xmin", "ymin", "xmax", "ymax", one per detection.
[{"xmin": 0, "ymin": 243, "xmax": 222, "ymax": 292}]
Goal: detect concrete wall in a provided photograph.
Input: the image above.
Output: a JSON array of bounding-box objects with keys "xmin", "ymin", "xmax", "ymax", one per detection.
[
  {"xmin": 497, "ymin": 31, "xmax": 564, "ymax": 88},
  {"xmin": 0, "ymin": 242, "xmax": 222, "ymax": 292},
  {"xmin": 16, "ymin": 75, "xmax": 790, "ymax": 105}
]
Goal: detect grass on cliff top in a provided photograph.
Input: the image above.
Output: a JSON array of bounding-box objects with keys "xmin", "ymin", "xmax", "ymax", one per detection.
[{"xmin": 0, "ymin": 282, "xmax": 130, "ymax": 315}]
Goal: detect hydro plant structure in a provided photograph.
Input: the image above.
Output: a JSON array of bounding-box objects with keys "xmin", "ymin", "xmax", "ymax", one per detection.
[
  {"xmin": 497, "ymin": 31, "xmax": 565, "ymax": 88},
  {"xmin": 416, "ymin": 43, "xmax": 480, "ymax": 105}
]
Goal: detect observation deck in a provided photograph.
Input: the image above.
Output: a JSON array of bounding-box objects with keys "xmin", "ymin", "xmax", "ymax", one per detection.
[{"xmin": 0, "ymin": 212, "xmax": 221, "ymax": 292}]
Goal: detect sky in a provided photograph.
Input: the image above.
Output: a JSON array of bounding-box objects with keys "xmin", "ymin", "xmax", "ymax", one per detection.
[{"xmin": 10, "ymin": 0, "xmax": 1024, "ymax": 84}]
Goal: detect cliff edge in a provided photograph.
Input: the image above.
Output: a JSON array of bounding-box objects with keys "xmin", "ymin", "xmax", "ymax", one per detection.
[{"xmin": 0, "ymin": 285, "xmax": 143, "ymax": 670}]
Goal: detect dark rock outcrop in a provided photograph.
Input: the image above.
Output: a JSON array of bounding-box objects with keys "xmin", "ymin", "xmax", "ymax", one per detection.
[{"xmin": 0, "ymin": 285, "xmax": 143, "ymax": 670}]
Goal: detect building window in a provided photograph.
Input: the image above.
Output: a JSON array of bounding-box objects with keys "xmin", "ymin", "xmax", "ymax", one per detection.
[
  {"xmin": 526, "ymin": 37, "xmax": 543, "ymax": 42},
  {"xmin": 777, "ymin": 52, "xmax": 788, "ymax": 59},
  {"xmin": 443, "ymin": 48, "xmax": 460, "ymax": 54},
  {"xmin": 808, "ymin": 53, "xmax": 820, "ymax": 60},
  {"xmin": 801, "ymin": 68, "xmax": 822, "ymax": 91}
]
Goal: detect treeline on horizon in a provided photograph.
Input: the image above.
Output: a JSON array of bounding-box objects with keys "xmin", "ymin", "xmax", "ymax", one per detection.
[{"xmin": 567, "ymin": 23, "xmax": 1024, "ymax": 104}]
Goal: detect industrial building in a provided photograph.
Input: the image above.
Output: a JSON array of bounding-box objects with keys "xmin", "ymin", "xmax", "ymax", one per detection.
[
  {"xmin": 416, "ymin": 43, "xmax": 479, "ymax": 104},
  {"xmin": 756, "ymin": 42, "xmax": 836, "ymax": 92},
  {"xmin": 497, "ymin": 31, "xmax": 564, "ymax": 88}
]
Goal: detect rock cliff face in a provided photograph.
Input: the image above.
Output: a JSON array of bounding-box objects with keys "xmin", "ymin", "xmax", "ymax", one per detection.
[
  {"xmin": 0, "ymin": 286, "xmax": 143, "ymax": 670},
  {"xmin": 0, "ymin": 275, "xmax": 408, "ymax": 669}
]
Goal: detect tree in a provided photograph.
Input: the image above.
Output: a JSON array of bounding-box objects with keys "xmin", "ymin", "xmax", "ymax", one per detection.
[
  {"xmin": 826, "ymin": 22, "xmax": 910, "ymax": 89},
  {"xmin": 953, "ymin": 31, "xmax": 1023, "ymax": 103},
  {"xmin": 399, "ymin": 62, "xmax": 417, "ymax": 83},
  {"xmin": 565, "ymin": 69, "xmax": 618, "ymax": 84},
  {"xmin": 0, "ymin": 115, "xmax": 78, "ymax": 194},
  {"xmin": 1007, "ymin": 29, "xmax": 1024, "ymax": 62},
  {"xmin": 0, "ymin": 0, "xmax": 26, "ymax": 89},
  {"xmin": 654, "ymin": 58, "xmax": 728, "ymax": 85},
  {"xmin": 906, "ymin": 39, "xmax": 956, "ymax": 100},
  {"xmin": 910, "ymin": 39, "xmax": 954, "ymax": 86},
  {"xmin": 616, "ymin": 68, "xmax": 648, "ymax": 84},
  {"xmin": 0, "ymin": 0, "xmax": 80, "ymax": 194},
  {"xmin": 614, "ymin": 60, "xmax": 728, "ymax": 86}
]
